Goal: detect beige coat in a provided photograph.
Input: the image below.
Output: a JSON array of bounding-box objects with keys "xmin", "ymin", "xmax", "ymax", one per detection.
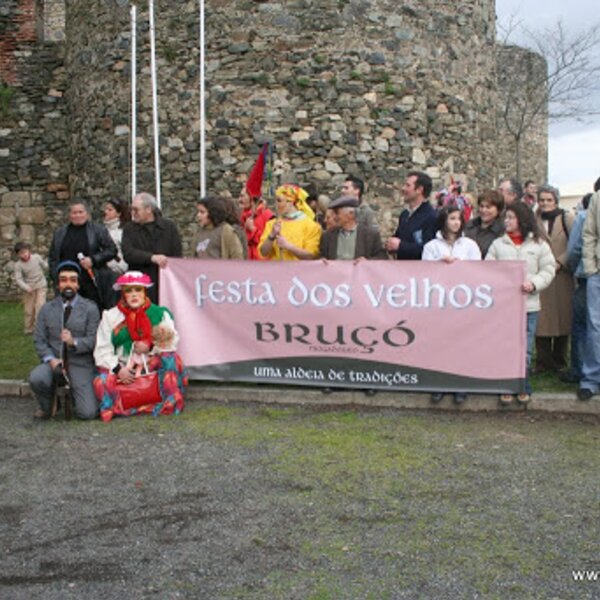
[
  {"xmin": 536, "ymin": 210, "xmax": 574, "ymax": 337},
  {"xmin": 486, "ymin": 233, "xmax": 556, "ymax": 313}
]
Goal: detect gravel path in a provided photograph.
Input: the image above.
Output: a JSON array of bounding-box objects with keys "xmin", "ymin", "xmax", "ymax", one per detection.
[{"xmin": 1, "ymin": 396, "xmax": 598, "ymax": 599}]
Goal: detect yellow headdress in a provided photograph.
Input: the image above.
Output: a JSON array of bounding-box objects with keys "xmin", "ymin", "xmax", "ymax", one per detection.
[{"xmin": 275, "ymin": 184, "xmax": 314, "ymax": 220}]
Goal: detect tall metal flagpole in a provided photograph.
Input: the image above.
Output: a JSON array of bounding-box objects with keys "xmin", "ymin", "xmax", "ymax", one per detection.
[
  {"xmin": 130, "ymin": 5, "xmax": 137, "ymax": 201},
  {"xmin": 149, "ymin": 0, "xmax": 161, "ymax": 208},
  {"xmin": 199, "ymin": 0, "xmax": 206, "ymax": 197}
]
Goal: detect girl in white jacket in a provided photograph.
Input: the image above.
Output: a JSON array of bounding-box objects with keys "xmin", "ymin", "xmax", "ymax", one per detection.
[
  {"xmin": 486, "ymin": 202, "xmax": 556, "ymax": 405},
  {"xmin": 422, "ymin": 205, "xmax": 482, "ymax": 262},
  {"xmin": 423, "ymin": 206, "xmax": 481, "ymax": 405}
]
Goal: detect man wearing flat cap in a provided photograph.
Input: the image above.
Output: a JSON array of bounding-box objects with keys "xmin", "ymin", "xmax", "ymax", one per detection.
[
  {"xmin": 29, "ymin": 261, "xmax": 100, "ymax": 420},
  {"xmin": 341, "ymin": 175, "xmax": 379, "ymax": 231},
  {"xmin": 319, "ymin": 196, "xmax": 387, "ymax": 261}
]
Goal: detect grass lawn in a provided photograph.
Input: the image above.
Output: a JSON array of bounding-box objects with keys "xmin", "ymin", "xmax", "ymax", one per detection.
[
  {"xmin": 0, "ymin": 301, "xmax": 577, "ymax": 393},
  {"xmin": 0, "ymin": 302, "xmax": 38, "ymax": 379}
]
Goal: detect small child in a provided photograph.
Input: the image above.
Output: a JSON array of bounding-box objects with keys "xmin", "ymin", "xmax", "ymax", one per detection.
[
  {"xmin": 13, "ymin": 241, "xmax": 48, "ymax": 335},
  {"xmin": 151, "ymin": 322, "xmax": 177, "ymax": 353},
  {"xmin": 145, "ymin": 323, "xmax": 178, "ymax": 372},
  {"xmin": 128, "ymin": 323, "xmax": 177, "ymax": 375}
]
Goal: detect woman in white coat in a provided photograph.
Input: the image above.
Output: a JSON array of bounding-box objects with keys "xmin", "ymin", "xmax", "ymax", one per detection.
[
  {"xmin": 423, "ymin": 205, "xmax": 481, "ymax": 405},
  {"xmin": 486, "ymin": 201, "xmax": 556, "ymax": 405}
]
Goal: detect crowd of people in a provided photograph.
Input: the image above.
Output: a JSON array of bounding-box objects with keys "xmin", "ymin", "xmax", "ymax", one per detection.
[{"xmin": 12, "ymin": 170, "xmax": 600, "ymax": 419}]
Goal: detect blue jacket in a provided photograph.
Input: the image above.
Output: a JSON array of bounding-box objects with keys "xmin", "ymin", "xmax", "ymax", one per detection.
[
  {"xmin": 567, "ymin": 209, "xmax": 587, "ymax": 278},
  {"xmin": 393, "ymin": 200, "xmax": 438, "ymax": 260}
]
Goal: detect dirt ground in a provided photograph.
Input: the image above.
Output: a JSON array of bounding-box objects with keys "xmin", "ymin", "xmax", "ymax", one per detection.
[{"xmin": 0, "ymin": 395, "xmax": 598, "ymax": 600}]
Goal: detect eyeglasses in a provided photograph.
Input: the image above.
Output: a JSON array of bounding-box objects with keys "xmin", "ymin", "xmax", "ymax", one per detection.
[{"xmin": 123, "ymin": 286, "xmax": 145, "ymax": 293}]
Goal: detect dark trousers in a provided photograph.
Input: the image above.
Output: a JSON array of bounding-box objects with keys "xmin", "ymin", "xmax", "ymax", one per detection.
[{"xmin": 535, "ymin": 335, "xmax": 569, "ymax": 372}]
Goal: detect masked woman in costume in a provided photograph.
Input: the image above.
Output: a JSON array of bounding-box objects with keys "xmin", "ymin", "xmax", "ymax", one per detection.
[
  {"xmin": 258, "ymin": 184, "xmax": 322, "ymax": 261},
  {"xmin": 93, "ymin": 271, "xmax": 187, "ymax": 422},
  {"xmin": 239, "ymin": 188, "xmax": 274, "ymax": 260}
]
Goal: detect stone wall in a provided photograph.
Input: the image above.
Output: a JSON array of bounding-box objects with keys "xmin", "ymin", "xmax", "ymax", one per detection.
[
  {"xmin": 40, "ymin": 0, "xmax": 65, "ymax": 42},
  {"xmin": 0, "ymin": 0, "xmax": 69, "ymax": 299},
  {"xmin": 0, "ymin": 0, "xmax": 549, "ymax": 300},
  {"xmin": 64, "ymin": 0, "xmax": 500, "ymax": 240}
]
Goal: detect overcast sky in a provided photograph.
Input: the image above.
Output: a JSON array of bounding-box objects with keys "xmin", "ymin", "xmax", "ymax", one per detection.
[{"xmin": 496, "ymin": 0, "xmax": 600, "ymax": 193}]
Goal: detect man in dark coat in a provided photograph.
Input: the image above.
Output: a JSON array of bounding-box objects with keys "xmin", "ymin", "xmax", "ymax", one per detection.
[
  {"xmin": 49, "ymin": 200, "xmax": 117, "ymax": 310},
  {"xmin": 319, "ymin": 196, "xmax": 387, "ymax": 260},
  {"xmin": 385, "ymin": 171, "xmax": 437, "ymax": 260},
  {"xmin": 121, "ymin": 192, "xmax": 183, "ymax": 303}
]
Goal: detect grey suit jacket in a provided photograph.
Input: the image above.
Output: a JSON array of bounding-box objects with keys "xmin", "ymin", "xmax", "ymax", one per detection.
[
  {"xmin": 319, "ymin": 225, "xmax": 388, "ymax": 260},
  {"xmin": 33, "ymin": 295, "xmax": 100, "ymax": 367}
]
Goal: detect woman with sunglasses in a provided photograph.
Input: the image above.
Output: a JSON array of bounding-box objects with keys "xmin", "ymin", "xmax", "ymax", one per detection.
[{"xmin": 93, "ymin": 271, "xmax": 187, "ymax": 422}]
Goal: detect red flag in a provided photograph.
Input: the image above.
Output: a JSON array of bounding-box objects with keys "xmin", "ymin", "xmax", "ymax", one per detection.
[{"xmin": 246, "ymin": 143, "xmax": 268, "ymax": 198}]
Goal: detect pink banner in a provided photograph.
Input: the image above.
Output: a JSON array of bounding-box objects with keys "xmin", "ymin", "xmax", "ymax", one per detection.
[{"xmin": 161, "ymin": 258, "xmax": 527, "ymax": 393}]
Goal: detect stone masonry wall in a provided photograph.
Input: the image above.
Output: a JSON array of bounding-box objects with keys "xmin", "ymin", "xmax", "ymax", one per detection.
[
  {"xmin": 64, "ymin": 0, "xmax": 500, "ymax": 246},
  {"xmin": 0, "ymin": 0, "xmax": 70, "ymax": 299},
  {"xmin": 0, "ymin": 0, "xmax": 549, "ymax": 299},
  {"xmin": 41, "ymin": 0, "xmax": 65, "ymax": 42}
]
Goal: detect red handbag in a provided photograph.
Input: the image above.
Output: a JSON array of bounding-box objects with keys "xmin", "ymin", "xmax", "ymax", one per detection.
[{"xmin": 115, "ymin": 353, "xmax": 161, "ymax": 411}]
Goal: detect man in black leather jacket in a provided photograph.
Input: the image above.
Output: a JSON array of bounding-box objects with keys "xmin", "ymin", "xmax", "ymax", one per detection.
[{"xmin": 49, "ymin": 200, "xmax": 117, "ymax": 310}]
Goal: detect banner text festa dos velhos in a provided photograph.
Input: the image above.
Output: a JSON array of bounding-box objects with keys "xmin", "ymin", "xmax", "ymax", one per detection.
[{"xmin": 161, "ymin": 258, "xmax": 527, "ymax": 393}]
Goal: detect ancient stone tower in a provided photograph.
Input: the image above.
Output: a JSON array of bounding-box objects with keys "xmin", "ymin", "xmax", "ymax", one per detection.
[
  {"xmin": 0, "ymin": 0, "xmax": 547, "ymax": 298},
  {"xmin": 64, "ymin": 0, "xmax": 500, "ymax": 213}
]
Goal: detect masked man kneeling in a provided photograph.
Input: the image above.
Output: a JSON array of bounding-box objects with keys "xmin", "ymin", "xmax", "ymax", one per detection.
[{"xmin": 29, "ymin": 261, "xmax": 100, "ymax": 420}]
